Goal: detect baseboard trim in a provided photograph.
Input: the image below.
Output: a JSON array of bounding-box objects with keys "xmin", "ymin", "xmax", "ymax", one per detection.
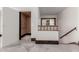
[
  {"xmin": 31, "ymin": 38, "xmax": 36, "ymax": 41},
  {"xmin": 21, "ymin": 33, "xmax": 31, "ymax": 38},
  {"xmin": 35, "ymin": 40, "xmax": 59, "ymax": 44}
]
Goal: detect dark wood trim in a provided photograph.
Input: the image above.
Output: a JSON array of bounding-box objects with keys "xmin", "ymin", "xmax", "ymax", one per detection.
[
  {"xmin": 21, "ymin": 33, "xmax": 31, "ymax": 38},
  {"xmin": 60, "ymin": 27, "xmax": 76, "ymax": 39},
  {"xmin": 41, "ymin": 18, "xmax": 56, "ymax": 19},
  {"xmin": 31, "ymin": 38, "xmax": 36, "ymax": 41},
  {"xmin": 0, "ymin": 34, "xmax": 2, "ymax": 37},
  {"xmin": 35, "ymin": 40, "xmax": 59, "ymax": 44},
  {"xmin": 19, "ymin": 12, "xmax": 21, "ymax": 40},
  {"xmin": 54, "ymin": 18, "xmax": 56, "ymax": 26}
]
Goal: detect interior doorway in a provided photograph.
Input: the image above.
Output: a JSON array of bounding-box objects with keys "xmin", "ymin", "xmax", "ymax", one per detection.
[{"xmin": 19, "ymin": 12, "xmax": 31, "ymax": 40}]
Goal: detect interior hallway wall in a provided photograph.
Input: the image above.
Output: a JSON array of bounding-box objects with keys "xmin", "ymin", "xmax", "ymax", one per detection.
[
  {"xmin": 0, "ymin": 8, "xmax": 3, "ymax": 48},
  {"xmin": 0, "ymin": 11, "xmax": 1, "ymax": 34},
  {"xmin": 58, "ymin": 7, "xmax": 79, "ymax": 43},
  {"xmin": 12, "ymin": 7, "xmax": 59, "ymax": 41},
  {"xmin": 12, "ymin": 7, "xmax": 39, "ymax": 38},
  {"xmin": 0, "ymin": 10, "xmax": 1, "ymax": 47},
  {"xmin": 37, "ymin": 14, "xmax": 59, "ymax": 41},
  {"xmin": 2, "ymin": 7, "xmax": 19, "ymax": 47}
]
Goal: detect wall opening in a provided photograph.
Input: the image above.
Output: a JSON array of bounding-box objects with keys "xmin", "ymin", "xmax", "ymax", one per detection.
[{"xmin": 19, "ymin": 12, "xmax": 31, "ymax": 40}]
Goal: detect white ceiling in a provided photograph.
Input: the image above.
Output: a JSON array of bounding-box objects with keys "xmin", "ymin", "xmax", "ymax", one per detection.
[{"xmin": 39, "ymin": 7, "xmax": 66, "ymax": 15}]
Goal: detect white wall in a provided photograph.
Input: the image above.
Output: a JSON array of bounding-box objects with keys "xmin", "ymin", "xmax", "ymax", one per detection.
[
  {"xmin": 0, "ymin": 9, "xmax": 1, "ymax": 47},
  {"xmin": 40, "ymin": 15, "xmax": 57, "ymax": 18},
  {"xmin": 2, "ymin": 7, "xmax": 19, "ymax": 47},
  {"xmin": 58, "ymin": 7, "xmax": 79, "ymax": 43},
  {"xmin": 0, "ymin": 7, "xmax": 39, "ymax": 47},
  {"xmin": 77, "ymin": 8, "xmax": 79, "ymax": 31},
  {"xmin": 11, "ymin": 7, "xmax": 59, "ymax": 41},
  {"xmin": 1, "ymin": 7, "xmax": 79, "ymax": 45},
  {"xmin": 37, "ymin": 14, "xmax": 59, "ymax": 41},
  {"xmin": 0, "ymin": 8, "xmax": 3, "ymax": 48},
  {"xmin": 0, "ymin": 7, "xmax": 59, "ymax": 47},
  {"xmin": 0, "ymin": 11, "xmax": 1, "ymax": 33},
  {"xmin": 37, "ymin": 31, "xmax": 59, "ymax": 40},
  {"xmin": 12, "ymin": 7, "xmax": 39, "ymax": 38}
]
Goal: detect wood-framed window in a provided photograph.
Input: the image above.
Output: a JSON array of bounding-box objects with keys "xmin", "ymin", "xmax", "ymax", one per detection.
[{"xmin": 41, "ymin": 18, "xmax": 56, "ymax": 26}]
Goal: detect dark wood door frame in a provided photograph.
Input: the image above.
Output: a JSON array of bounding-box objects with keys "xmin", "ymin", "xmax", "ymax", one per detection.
[{"xmin": 19, "ymin": 12, "xmax": 21, "ymax": 40}]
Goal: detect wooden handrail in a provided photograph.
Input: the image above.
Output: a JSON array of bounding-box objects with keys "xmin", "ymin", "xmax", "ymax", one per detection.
[{"xmin": 60, "ymin": 27, "xmax": 76, "ymax": 39}]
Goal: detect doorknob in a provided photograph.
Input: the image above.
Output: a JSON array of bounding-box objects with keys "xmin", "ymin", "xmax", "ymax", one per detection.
[{"xmin": 0, "ymin": 34, "xmax": 2, "ymax": 37}]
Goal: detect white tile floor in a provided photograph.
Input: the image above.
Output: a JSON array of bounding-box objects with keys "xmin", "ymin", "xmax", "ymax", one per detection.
[{"xmin": 0, "ymin": 35, "xmax": 79, "ymax": 52}]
